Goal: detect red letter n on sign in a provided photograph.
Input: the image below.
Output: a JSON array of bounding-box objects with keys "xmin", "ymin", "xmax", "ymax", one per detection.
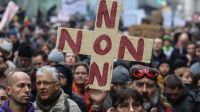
[
  {"xmin": 88, "ymin": 62, "xmax": 109, "ymax": 86},
  {"xmin": 96, "ymin": 0, "xmax": 117, "ymax": 28},
  {"xmin": 118, "ymin": 36, "xmax": 145, "ymax": 62},
  {"xmin": 57, "ymin": 29, "xmax": 82, "ymax": 54}
]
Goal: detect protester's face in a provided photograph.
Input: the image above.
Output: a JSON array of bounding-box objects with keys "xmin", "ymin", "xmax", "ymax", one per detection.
[
  {"xmin": 197, "ymin": 80, "xmax": 200, "ymax": 90},
  {"xmin": 32, "ymin": 55, "xmax": 46, "ymax": 70},
  {"xmin": 74, "ymin": 65, "xmax": 88, "ymax": 85},
  {"xmin": 159, "ymin": 63, "xmax": 170, "ymax": 76},
  {"xmin": 18, "ymin": 56, "xmax": 32, "ymax": 68},
  {"xmin": 165, "ymin": 87, "xmax": 182, "ymax": 103},
  {"xmin": 41, "ymin": 45, "xmax": 50, "ymax": 55},
  {"xmin": 132, "ymin": 77, "xmax": 156, "ymax": 102},
  {"xmin": 8, "ymin": 35, "xmax": 17, "ymax": 43},
  {"xmin": 65, "ymin": 53, "xmax": 76, "ymax": 66},
  {"xmin": 195, "ymin": 48, "xmax": 200, "ymax": 59},
  {"xmin": 163, "ymin": 40, "xmax": 171, "ymax": 47},
  {"xmin": 0, "ymin": 51, "xmax": 3, "ymax": 61},
  {"xmin": 187, "ymin": 44, "xmax": 195, "ymax": 56},
  {"xmin": 181, "ymin": 72, "xmax": 192, "ymax": 84},
  {"xmin": 0, "ymin": 89, "xmax": 7, "ymax": 106},
  {"xmin": 7, "ymin": 72, "xmax": 31, "ymax": 105},
  {"xmin": 59, "ymin": 73, "xmax": 67, "ymax": 87},
  {"xmin": 0, "ymin": 51, "xmax": 5, "ymax": 73},
  {"xmin": 36, "ymin": 73, "xmax": 59, "ymax": 100},
  {"xmin": 115, "ymin": 98, "xmax": 143, "ymax": 112},
  {"xmin": 112, "ymin": 83, "xmax": 130, "ymax": 92},
  {"xmin": 153, "ymin": 38, "xmax": 163, "ymax": 51}
]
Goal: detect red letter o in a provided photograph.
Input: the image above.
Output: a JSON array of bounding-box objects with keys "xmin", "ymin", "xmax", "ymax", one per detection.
[{"xmin": 94, "ymin": 34, "xmax": 112, "ymax": 55}]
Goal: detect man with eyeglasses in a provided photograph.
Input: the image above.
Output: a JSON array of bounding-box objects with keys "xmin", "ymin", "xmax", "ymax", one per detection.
[
  {"xmin": 130, "ymin": 65, "xmax": 172, "ymax": 112},
  {"xmin": 35, "ymin": 65, "xmax": 81, "ymax": 112},
  {"xmin": 0, "ymin": 71, "xmax": 34, "ymax": 112}
]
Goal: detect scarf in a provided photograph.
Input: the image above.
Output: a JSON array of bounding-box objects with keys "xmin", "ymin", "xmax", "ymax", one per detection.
[{"xmin": 36, "ymin": 89, "xmax": 62, "ymax": 112}]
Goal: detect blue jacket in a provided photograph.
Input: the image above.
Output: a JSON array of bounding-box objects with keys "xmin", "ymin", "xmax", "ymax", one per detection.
[{"xmin": 0, "ymin": 100, "xmax": 35, "ymax": 112}]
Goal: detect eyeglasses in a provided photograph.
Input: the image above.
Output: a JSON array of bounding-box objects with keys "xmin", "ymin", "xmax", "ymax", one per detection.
[
  {"xmin": 74, "ymin": 72, "xmax": 87, "ymax": 75},
  {"xmin": 132, "ymin": 66, "xmax": 158, "ymax": 79},
  {"xmin": 36, "ymin": 81, "xmax": 57, "ymax": 87}
]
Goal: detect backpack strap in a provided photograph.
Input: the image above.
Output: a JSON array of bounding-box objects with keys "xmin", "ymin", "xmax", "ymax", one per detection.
[{"xmin": 64, "ymin": 95, "xmax": 70, "ymax": 112}]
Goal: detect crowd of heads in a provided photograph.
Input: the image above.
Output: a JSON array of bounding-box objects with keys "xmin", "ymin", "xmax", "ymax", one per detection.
[{"xmin": 0, "ymin": 1, "xmax": 200, "ymax": 112}]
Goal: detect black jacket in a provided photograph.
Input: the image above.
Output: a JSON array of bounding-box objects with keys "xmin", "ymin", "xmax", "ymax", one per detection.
[{"xmin": 165, "ymin": 88, "xmax": 195, "ymax": 112}]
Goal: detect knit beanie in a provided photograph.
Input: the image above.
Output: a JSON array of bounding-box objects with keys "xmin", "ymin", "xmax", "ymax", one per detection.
[
  {"xmin": 48, "ymin": 48, "xmax": 64, "ymax": 63},
  {"xmin": 0, "ymin": 39, "xmax": 13, "ymax": 52},
  {"xmin": 18, "ymin": 42, "xmax": 32, "ymax": 58},
  {"xmin": 112, "ymin": 65, "xmax": 131, "ymax": 84}
]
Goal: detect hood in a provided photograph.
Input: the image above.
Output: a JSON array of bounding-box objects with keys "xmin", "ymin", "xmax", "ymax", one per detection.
[{"xmin": 55, "ymin": 63, "xmax": 73, "ymax": 97}]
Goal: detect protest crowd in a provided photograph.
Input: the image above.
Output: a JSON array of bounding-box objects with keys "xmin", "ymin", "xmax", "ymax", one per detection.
[{"xmin": 0, "ymin": 0, "xmax": 200, "ymax": 112}]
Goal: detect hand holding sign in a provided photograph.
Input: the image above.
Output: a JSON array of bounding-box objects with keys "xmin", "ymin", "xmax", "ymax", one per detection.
[{"xmin": 56, "ymin": 0, "xmax": 154, "ymax": 90}]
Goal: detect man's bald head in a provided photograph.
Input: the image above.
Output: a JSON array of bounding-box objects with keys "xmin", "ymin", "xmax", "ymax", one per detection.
[
  {"xmin": 6, "ymin": 71, "xmax": 30, "ymax": 86},
  {"xmin": 5, "ymin": 71, "xmax": 32, "ymax": 105}
]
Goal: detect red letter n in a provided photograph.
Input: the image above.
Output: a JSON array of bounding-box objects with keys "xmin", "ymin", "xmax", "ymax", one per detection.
[
  {"xmin": 58, "ymin": 29, "xmax": 82, "ymax": 54},
  {"xmin": 96, "ymin": 0, "xmax": 117, "ymax": 28},
  {"xmin": 88, "ymin": 62, "xmax": 109, "ymax": 86},
  {"xmin": 118, "ymin": 36, "xmax": 144, "ymax": 61}
]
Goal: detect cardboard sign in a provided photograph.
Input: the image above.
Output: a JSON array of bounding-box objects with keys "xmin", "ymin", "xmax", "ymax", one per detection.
[
  {"xmin": 128, "ymin": 24, "xmax": 162, "ymax": 39},
  {"xmin": 56, "ymin": 0, "xmax": 154, "ymax": 90}
]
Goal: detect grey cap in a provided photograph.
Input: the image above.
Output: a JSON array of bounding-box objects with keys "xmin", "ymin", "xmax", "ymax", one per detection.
[
  {"xmin": 111, "ymin": 65, "xmax": 131, "ymax": 84},
  {"xmin": 48, "ymin": 48, "xmax": 64, "ymax": 63}
]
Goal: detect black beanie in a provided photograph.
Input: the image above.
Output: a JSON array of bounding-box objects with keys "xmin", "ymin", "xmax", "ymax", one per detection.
[
  {"xmin": 172, "ymin": 56, "xmax": 188, "ymax": 70},
  {"xmin": 18, "ymin": 42, "xmax": 32, "ymax": 58},
  {"xmin": 158, "ymin": 58, "xmax": 170, "ymax": 68}
]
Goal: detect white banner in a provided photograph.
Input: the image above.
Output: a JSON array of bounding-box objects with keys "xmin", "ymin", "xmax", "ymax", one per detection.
[
  {"xmin": 0, "ymin": 1, "xmax": 19, "ymax": 31},
  {"xmin": 58, "ymin": 0, "xmax": 87, "ymax": 22}
]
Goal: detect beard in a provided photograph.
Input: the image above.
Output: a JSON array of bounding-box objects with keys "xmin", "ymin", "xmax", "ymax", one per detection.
[{"xmin": 142, "ymin": 90, "xmax": 160, "ymax": 111}]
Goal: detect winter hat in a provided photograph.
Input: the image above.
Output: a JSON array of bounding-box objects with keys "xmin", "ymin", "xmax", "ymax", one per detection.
[
  {"xmin": 48, "ymin": 48, "xmax": 64, "ymax": 63},
  {"xmin": 111, "ymin": 65, "xmax": 131, "ymax": 84},
  {"xmin": 172, "ymin": 56, "xmax": 188, "ymax": 70},
  {"xmin": 7, "ymin": 28, "xmax": 17, "ymax": 37},
  {"xmin": 0, "ymin": 39, "xmax": 13, "ymax": 52},
  {"xmin": 163, "ymin": 35, "xmax": 172, "ymax": 41},
  {"xmin": 158, "ymin": 58, "xmax": 170, "ymax": 68},
  {"xmin": 18, "ymin": 42, "xmax": 32, "ymax": 58}
]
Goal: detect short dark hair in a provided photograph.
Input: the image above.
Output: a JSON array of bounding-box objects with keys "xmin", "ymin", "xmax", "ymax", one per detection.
[
  {"xmin": 192, "ymin": 74, "xmax": 200, "ymax": 88},
  {"xmin": 73, "ymin": 62, "xmax": 89, "ymax": 74},
  {"xmin": 33, "ymin": 50, "xmax": 48, "ymax": 61},
  {"xmin": 164, "ymin": 74, "xmax": 183, "ymax": 89},
  {"xmin": 18, "ymin": 42, "xmax": 32, "ymax": 58},
  {"xmin": 195, "ymin": 43, "xmax": 200, "ymax": 49},
  {"xmin": 112, "ymin": 88, "xmax": 143, "ymax": 108}
]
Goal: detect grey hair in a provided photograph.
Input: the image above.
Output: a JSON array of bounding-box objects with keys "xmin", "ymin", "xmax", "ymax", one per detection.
[{"xmin": 36, "ymin": 66, "xmax": 59, "ymax": 81}]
